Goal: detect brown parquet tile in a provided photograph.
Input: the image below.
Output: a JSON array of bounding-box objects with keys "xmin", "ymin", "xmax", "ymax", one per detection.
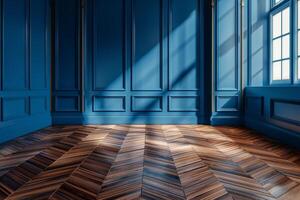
[{"xmin": 0, "ymin": 125, "xmax": 298, "ymax": 200}]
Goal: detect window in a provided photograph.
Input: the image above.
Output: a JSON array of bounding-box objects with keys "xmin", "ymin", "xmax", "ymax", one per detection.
[{"xmin": 271, "ymin": 6, "xmax": 290, "ymax": 81}]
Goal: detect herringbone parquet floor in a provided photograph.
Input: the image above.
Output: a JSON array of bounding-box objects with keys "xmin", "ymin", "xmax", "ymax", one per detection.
[{"xmin": 0, "ymin": 125, "xmax": 299, "ymax": 200}]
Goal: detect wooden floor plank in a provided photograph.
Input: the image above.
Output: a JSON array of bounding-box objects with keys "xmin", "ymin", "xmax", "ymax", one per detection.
[{"xmin": 0, "ymin": 125, "xmax": 297, "ymax": 200}]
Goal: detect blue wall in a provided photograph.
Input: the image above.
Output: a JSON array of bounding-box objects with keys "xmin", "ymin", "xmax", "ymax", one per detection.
[
  {"xmin": 211, "ymin": 0, "xmax": 242, "ymax": 125},
  {"xmin": 52, "ymin": 0, "xmax": 211, "ymax": 124},
  {"xmin": 0, "ymin": 0, "xmax": 52, "ymax": 143},
  {"xmin": 245, "ymin": 0, "xmax": 300, "ymax": 149}
]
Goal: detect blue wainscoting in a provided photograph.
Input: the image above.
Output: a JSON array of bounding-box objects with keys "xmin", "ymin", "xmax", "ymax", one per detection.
[
  {"xmin": 211, "ymin": 0, "xmax": 242, "ymax": 125},
  {"xmin": 0, "ymin": 0, "xmax": 52, "ymax": 143},
  {"xmin": 245, "ymin": 87, "xmax": 300, "ymax": 149},
  {"xmin": 52, "ymin": 0, "xmax": 211, "ymax": 124}
]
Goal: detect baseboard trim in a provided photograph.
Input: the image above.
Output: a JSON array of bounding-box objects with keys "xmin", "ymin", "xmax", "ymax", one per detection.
[
  {"xmin": 210, "ymin": 115, "xmax": 242, "ymax": 126},
  {"xmin": 0, "ymin": 113, "xmax": 52, "ymax": 144},
  {"xmin": 245, "ymin": 117, "xmax": 300, "ymax": 150},
  {"xmin": 52, "ymin": 114, "xmax": 210, "ymax": 125}
]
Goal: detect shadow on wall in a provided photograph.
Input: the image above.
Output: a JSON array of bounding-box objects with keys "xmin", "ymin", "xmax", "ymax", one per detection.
[{"xmin": 84, "ymin": 2, "xmax": 200, "ymax": 124}]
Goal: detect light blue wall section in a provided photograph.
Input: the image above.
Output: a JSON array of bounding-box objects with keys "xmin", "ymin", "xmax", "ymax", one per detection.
[
  {"xmin": 0, "ymin": 0, "xmax": 52, "ymax": 143},
  {"xmin": 52, "ymin": 0, "xmax": 211, "ymax": 124},
  {"xmin": 245, "ymin": 0, "xmax": 300, "ymax": 149},
  {"xmin": 247, "ymin": 0, "xmax": 270, "ymax": 86},
  {"xmin": 212, "ymin": 0, "xmax": 241, "ymax": 125}
]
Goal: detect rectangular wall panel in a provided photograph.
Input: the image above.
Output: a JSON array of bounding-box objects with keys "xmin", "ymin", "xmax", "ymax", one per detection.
[
  {"xmin": 55, "ymin": 0, "xmax": 79, "ymax": 91},
  {"xmin": 93, "ymin": 96, "xmax": 125, "ymax": 112},
  {"xmin": 169, "ymin": 0, "xmax": 198, "ymax": 90},
  {"xmin": 3, "ymin": 0, "xmax": 27, "ymax": 90},
  {"xmin": 216, "ymin": 96, "xmax": 239, "ymax": 112},
  {"xmin": 3, "ymin": 98, "xmax": 28, "ymax": 121},
  {"xmin": 217, "ymin": 0, "xmax": 237, "ymax": 90},
  {"xmin": 169, "ymin": 96, "xmax": 199, "ymax": 111},
  {"xmin": 31, "ymin": 97, "xmax": 47, "ymax": 114},
  {"xmin": 246, "ymin": 96, "xmax": 264, "ymax": 117},
  {"xmin": 93, "ymin": 0, "xmax": 125, "ymax": 91},
  {"xmin": 272, "ymin": 101, "xmax": 300, "ymax": 124},
  {"xmin": 132, "ymin": 96, "xmax": 162, "ymax": 112},
  {"xmin": 0, "ymin": 0, "xmax": 2, "ymax": 92},
  {"xmin": 55, "ymin": 96, "xmax": 79, "ymax": 112},
  {"xmin": 132, "ymin": 0, "xmax": 162, "ymax": 91},
  {"xmin": 30, "ymin": 0, "xmax": 47, "ymax": 90}
]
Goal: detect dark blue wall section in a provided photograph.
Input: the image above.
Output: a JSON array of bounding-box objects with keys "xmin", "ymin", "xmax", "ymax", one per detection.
[
  {"xmin": 53, "ymin": 0, "xmax": 81, "ymax": 113},
  {"xmin": 211, "ymin": 0, "xmax": 242, "ymax": 125},
  {"xmin": 245, "ymin": 87, "xmax": 300, "ymax": 149},
  {"xmin": 244, "ymin": 0, "xmax": 300, "ymax": 149},
  {"xmin": 52, "ymin": 0, "xmax": 211, "ymax": 124},
  {"xmin": 0, "ymin": 0, "xmax": 52, "ymax": 143}
]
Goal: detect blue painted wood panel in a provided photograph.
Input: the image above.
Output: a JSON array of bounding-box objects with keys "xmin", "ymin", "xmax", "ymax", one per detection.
[
  {"xmin": 53, "ymin": 0, "xmax": 81, "ymax": 113},
  {"xmin": 30, "ymin": 0, "xmax": 47, "ymax": 90},
  {"xmin": 53, "ymin": 0, "xmax": 210, "ymax": 124},
  {"xmin": 169, "ymin": 0, "xmax": 199, "ymax": 90},
  {"xmin": 93, "ymin": 0, "xmax": 125, "ymax": 91},
  {"xmin": 0, "ymin": 0, "xmax": 51, "ymax": 143},
  {"xmin": 248, "ymin": 0, "xmax": 270, "ymax": 86},
  {"xmin": 3, "ymin": 0, "xmax": 27, "ymax": 90},
  {"xmin": 55, "ymin": 0, "xmax": 80, "ymax": 91},
  {"xmin": 216, "ymin": 0, "xmax": 237, "ymax": 91},
  {"xmin": 272, "ymin": 101, "xmax": 300, "ymax": 124},
  {"xmin": 169, "ymin": 96, "xmax": 199, "ymax": 112},
  {"xmin": 93, "ymin": 96, "xmax": 125, "ymax": 112},
  {"xmin": 132, "ymin": 96, "xmax": 162, "ymax": 112},
  {"xmin": 132, "ymin": 0, "xmax": 162, "ymax": 91},
  {"xmin": 212, "ymin": 0, "xmax": 241, "ymax": 125},
  {"xmin": 245, "ymin": 87, "xmax": 300, "ymax": 149}
]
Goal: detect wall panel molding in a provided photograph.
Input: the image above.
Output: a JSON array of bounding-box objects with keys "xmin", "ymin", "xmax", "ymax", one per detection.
[
  {"xmin": 0, "ymin": 0, "xmax": 52, "ymax": 143},
  {"xmin": 131, "ymin": 0, "xmax": 163, "ymax": 91},
  {"xmin": 92, "ymin": 0, "xmax": 126, "ymax": 91}
]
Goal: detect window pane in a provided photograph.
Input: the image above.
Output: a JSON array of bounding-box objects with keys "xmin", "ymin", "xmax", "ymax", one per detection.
[
  {"xmin": 273, "ymin": 61, "xmax": 281, "ymax": 80},
  {"xmin": 282, "ymin": 35, "xmax": 290, "ymax": 59},
  {"xmin": 273, "ymin": 38, "xmax": 282, "ymax": 61},
  {"xmin": 274, "ymin": 0, "xmax": 282, "ymax": 5},
  {"xmin": 273, "ymin": 12, "xmax": 282, "ymax": 38},
  {"xmin": 282, "ymin": 60, "xmax": 290, "ymax": 80},
  {"xmin": 282, "ymin": 8, "xmax": 290, "ymax": 35}
]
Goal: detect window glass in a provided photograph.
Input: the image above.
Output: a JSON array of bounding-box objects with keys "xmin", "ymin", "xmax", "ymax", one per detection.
[
  {"xmin": 273, "ymin": 61, "xmax": 282, "ymax": 80},
  {"xmin": 273, "ymin": 12, "xmax": 281, "ymax": 38},
  {"xmin": 271, "ymin": 7, "xmax": 290, "ymax": 81}
]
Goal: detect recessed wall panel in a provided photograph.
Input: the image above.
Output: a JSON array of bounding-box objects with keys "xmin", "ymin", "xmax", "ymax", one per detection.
[
  {"xmin": 31, "ymin": 97, "xmax": 47, "ymax": 114},
  {"xmin": 216, "ymin": 96, "xmax": 239, "ymax": 112},
  {"xmin": 30, "ymin": 0, "xmax": 47, "ymax": 90},
  {"xmin": 3, "ymin": 98, "xmax": 28, "ymax": 121},
  {"xmin": 132, "ymin": 0, "xmax": 162, "ymax": 91},
  {"xmin": 169, "ymin": 96, "xmax": 199, "ymax": 111},
  {"xmin": 93, "ymin": 0, "xmax": 125, "ymax": 91},
  {"xmin": 246, "ymin": 96, "xmax": 264, "ymax": 117},
  {"xmin": 272, "ymin": 101, "xmax": 300, "ymax": 124},
  {"xmin": 132, "ymin": 96, "xmax": 162, "ymax": 112},
  {"xmin": 3, "ymin": 0, "xmax": 27, "ymax": 90},
  {"xmin": 55, "ymin": 0, "xmax": 79, "ymax": 90},
  {"xmin": 169, "ymin": 0, "xmax": 198, "ymax": 90},
  {"xmin": 217, "ymin": 0, "xmax": 237, "ymax": 90},
  {"xmin": 55, "ymin": 96, "xmax": 79, "ymax": 112},
  {"xmin": 93, "ymin": 96, "xmax": 125, "ymax": 112}
]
